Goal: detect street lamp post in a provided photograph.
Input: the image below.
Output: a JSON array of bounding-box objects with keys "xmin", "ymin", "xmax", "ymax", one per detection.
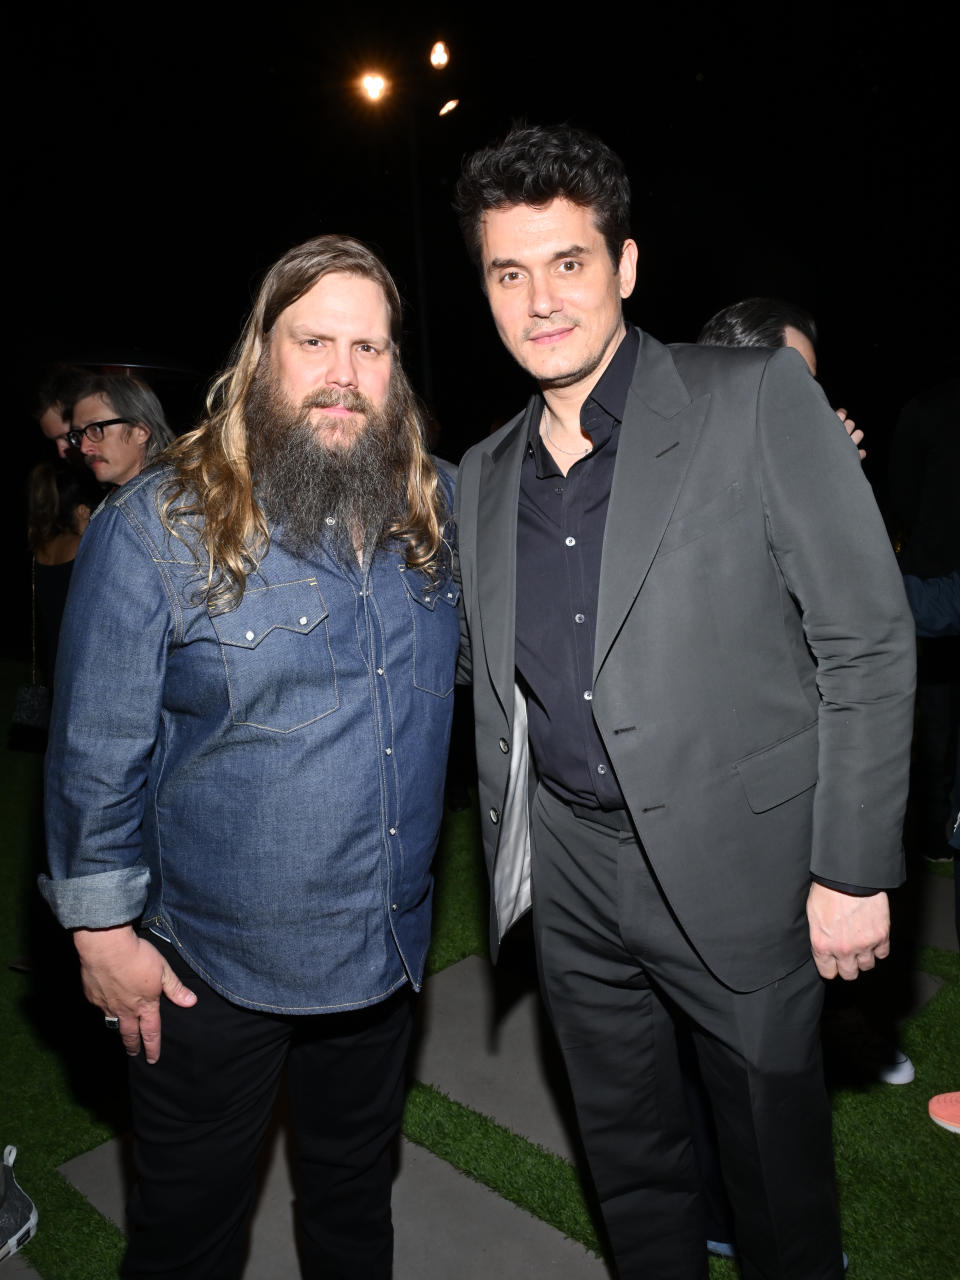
[{"xmin": 357, "ymin": 42, "xmax": 458, "ymax": 406}]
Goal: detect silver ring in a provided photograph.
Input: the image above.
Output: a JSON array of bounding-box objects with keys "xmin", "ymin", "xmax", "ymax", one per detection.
[{"xmin": 104, "ymin": 1015, "xmax": 120, "ymax": 1030}]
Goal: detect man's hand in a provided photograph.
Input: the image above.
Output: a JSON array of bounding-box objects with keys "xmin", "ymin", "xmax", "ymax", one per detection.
[
  {"xmin": 806, "ymin": 883, "xmax": 890, "ymax": 980},
  {"xmin": 73, "ymin": 925, "xmax": 197, "ymax": 1063},
  {"xmin": 835, "ymin": 407, "xmax": 866, "ymax": 461}
]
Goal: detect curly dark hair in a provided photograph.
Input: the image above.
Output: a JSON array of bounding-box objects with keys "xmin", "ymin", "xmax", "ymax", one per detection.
[{"xmin": 453, "ymin": 123, "xmax": 632, "ymax": 281}]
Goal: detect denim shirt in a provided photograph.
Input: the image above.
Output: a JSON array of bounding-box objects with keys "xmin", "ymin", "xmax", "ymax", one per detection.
[{"xmin": 40, "ymin": 466, "xmax": 459, "ymax": 1015}]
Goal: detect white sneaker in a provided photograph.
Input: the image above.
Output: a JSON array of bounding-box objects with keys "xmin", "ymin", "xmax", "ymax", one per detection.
[
  {"xmin": 877, "ymin": 1049, "xmax": 916, "ymax": 1086},
  {"xmin": 0, "ymin": 1146, "xmax": 38, "ymax": 1261}
]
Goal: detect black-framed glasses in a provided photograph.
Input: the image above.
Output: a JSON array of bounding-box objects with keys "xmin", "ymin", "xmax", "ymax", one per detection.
[{"xmin": 65, "ymin": 418, "xmax": 131, "ymax": 449}]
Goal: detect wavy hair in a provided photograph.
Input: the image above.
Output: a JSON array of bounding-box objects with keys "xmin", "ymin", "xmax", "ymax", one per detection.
[
  {"xmin": 157, "ymin": 234, "xmax": 448, "ymax": 613},
  {"xmin": 454, "ymin": 122, "xmax": 632, "ymax": 282},
  {"xmin": 27, "ymin": 461, "xmax": 102, "ymax": 552}
]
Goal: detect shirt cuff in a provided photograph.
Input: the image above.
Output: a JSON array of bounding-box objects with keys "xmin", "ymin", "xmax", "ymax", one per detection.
[
  {"xmin": 37, "ymin": 866, "xmax": 151, "ymax": 929},
  {"xmin": 811, "ymin": 875, "xmax": 881, "ymax": 897}
]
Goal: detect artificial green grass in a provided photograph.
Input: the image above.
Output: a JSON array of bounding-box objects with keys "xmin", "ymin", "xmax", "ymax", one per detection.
[
  {"xmin": 3, "ymin": 654, "xmax": 959, "ymax": 1277},
  {"xmin": 424, "ymin": 803, "xmax": 487, "ymax": 977},
  {"xmin": 403, "ymin": 1081, "xmax": 603, "ymax": 1253}
]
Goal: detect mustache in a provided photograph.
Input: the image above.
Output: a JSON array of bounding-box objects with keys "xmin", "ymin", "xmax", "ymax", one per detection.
[
  {"xmin": 522, "ymin": 316, "xmax": 580, "ymax": 340},
  {"xmin": 301, "ymin": 387, "xmax": 376, "ymax": 415}
]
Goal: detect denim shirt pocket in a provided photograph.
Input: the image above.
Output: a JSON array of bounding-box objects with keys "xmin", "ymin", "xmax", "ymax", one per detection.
[
  {"xmin": 210, "ymin": 580, "xmax": 338, "ymax": 731},
  {"xmin": 399, "ymin": 566, "xmax": 460, "ymax": 697}
]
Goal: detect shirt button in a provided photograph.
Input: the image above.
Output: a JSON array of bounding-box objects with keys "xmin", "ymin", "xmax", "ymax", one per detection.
[
  {"xmin": 489, "ymin": 808, "xmax": 500, "ymax": 824},
  {"xmin": 385, "ymin": 747, "xmax": 392, "ymax": 755},
  {"xmin": 325, "ymin": 516, "xmax": 336, "ymax": 526},
  {"xmin": 583, "ymin": 690, "xmax": 593, "ymax": 701},
  {"xmin": 565, "ymin": 536, "xmax": 576, "ymax": 547},
  {"xmin": 574, "ymin": 613, "xmax": 585, "ymax": 624},
  {"xmin": 377, "ymin": 667, "xmax": 384, "ymax": 676},
  {"xmin": 498, "ymin": 737, "xmax": 510, "ymax": 754},
  {"xmin": 298, "ymin": 616, "xmax": 308, "ymax": 626},
  {"xmin": 391, "ymin": 903, "xmax": 398, "ymax": 911},
  {"xmin": 447, "ymin": 591, "xmax": 454, "ymax": 599},
  {"xmin": 424, "ymin": 595, "xmax": 431, "ymax": 602},
  {"xmin": 597, "ymin": 765, "xmax": 607, "ymax": 776},
  {"xmin": 245, "ymin": 630, "xmax": 255, "ymax": 641},
  {"xmin": 389, "ymin": 827, "xmax": 397, "ymax": 836}
]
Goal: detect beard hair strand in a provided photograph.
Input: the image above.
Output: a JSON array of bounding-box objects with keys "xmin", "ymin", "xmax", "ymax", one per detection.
[{"xmin": 244, "ymin": 366, "xmax": 410, "ymax": 561}]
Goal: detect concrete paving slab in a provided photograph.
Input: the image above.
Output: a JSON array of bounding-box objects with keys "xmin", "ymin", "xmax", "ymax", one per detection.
[
  {"xmin": 1, "ymin": 1253, "xmax": 40, "ymax": 1276},
  {"xmin": 58, "ymin": 1128, "xmax": 608, "ymax": 1279},
  {"xmin": 412, "ymin": 955, "xmax": 581, "ymax": 1163}
]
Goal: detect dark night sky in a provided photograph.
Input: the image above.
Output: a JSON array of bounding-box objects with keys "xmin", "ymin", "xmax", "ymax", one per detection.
[{"xmin": 11, "ymin": 1, "xmax": 958, "ymax": 482}]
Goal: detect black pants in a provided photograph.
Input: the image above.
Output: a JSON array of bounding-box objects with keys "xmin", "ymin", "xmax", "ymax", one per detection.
[
  {"xmin": 123, "ymin": 937, "xmax": 413, "ymax": 1279},
  {"xmin": 530, "ymin": 786, "xmax": 844, "ymax": 1280}
]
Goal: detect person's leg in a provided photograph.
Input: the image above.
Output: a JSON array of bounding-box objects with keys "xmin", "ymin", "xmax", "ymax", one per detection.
[
  {"xmin": 686, "ymin": 966, "xmax": 843, "ymax": 1280},
  {"xmin": 676, "ymin": 1024, "xmax": 735, "ymax": 1250},
  {"xmin": 530, "ymin": 789, "xmax": 706, "ymax": 1280},
  {"xmin": 123, "ymin": 936, "xmax": 291, "ymax": 1280},
  {"xmin": 614, "ymin": 845, "xmax": 844, "ymax": 1280},
  {"xmin": 287, "ymin": 987, "xmax": 413, "ymax": 1280}
]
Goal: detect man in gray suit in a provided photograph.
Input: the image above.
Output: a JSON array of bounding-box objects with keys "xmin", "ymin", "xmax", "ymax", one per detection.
[{"xmin": 452, "ymin": 125, "xmax": 916, "ymax": 1279}]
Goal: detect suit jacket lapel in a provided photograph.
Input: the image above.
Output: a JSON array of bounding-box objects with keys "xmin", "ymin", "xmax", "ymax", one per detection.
[
  {"xmin": 476, "ymin": 399, "xmax": 537, "ymax": 719},
  {"xmin": 594, "ymin": 334, "xmax": 710, "ymax": 678}
]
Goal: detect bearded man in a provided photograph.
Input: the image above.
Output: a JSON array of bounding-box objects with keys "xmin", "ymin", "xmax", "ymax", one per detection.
[{"xmin": 41, "ymin": 235, "xmax": 459, "ymax": 1279}]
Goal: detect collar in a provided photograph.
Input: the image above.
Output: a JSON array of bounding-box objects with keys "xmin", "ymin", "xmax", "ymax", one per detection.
[{"xmin": 524, "ymin": 325, "xmax": 639, "ymax": 467}]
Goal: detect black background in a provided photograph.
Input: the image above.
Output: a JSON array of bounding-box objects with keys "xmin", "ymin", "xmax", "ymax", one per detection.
[{"xmin": 11, "ymin": 2, "xmax": 957, "ymax": 504}]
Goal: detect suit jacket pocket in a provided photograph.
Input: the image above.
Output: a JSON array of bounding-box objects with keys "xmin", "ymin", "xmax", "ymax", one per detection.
[
  {"xmin": 657, "ymin": 481, "xmax": 743, "ymax": 556},
  {"xmin": 734, "ymin": 721, "xmax": 818, "ymax": 814}
]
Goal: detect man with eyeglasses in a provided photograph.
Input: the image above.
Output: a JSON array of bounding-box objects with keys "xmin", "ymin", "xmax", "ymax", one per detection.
[{"xmin": 68, "ymin": 373, "xmax": 174, "ymax": 487}]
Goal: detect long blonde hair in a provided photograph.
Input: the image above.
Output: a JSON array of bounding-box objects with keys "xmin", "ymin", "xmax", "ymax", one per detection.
[{"xmin": 158, "ymin": 235, "xmax": 448, "ymax": 613}]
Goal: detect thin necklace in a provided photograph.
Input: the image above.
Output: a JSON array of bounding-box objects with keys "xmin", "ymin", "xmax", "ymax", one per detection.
[{"xmin": 541, "ymin": 406, "xmax": 591, "ymax": 457}]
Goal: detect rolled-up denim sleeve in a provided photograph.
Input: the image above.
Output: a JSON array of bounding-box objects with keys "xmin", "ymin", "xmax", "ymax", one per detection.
[{"xmin": 39, "ymin": 496, "xmax": 176, "ymax": 929}]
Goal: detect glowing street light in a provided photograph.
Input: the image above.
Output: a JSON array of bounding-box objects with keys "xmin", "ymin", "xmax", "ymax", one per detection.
[
  {"xmin": 355, "ymin": 40, "xmax": 457, "ymax": 401},
  {"xmin": 360, "ymin": 73, "xmax": 388, "ymax": 102}
]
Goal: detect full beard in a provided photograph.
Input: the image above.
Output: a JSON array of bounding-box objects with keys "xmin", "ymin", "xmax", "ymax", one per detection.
[{"xmin": 245, "ymin": 366, "xmax": 411, "ymax": 561}]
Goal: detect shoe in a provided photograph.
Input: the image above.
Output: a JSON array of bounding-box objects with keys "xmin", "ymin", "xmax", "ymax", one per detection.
[
  {"xmin": 928, "ymin": 1092, "xmax": 960, "ymax": 1134},
  {"xmin": 877, "ymin": 1049, "xmax": 916, "ymax": 1086},
  {"xmin": 0, "ymin": 1145, "xmax": 38, "ymax": 1261},
  {"xmin": 707, "ymin": 1239, "xmax": 736, "ymax": 1258},
  {"xmin": 707, "ymin": 1240, "xmax": 848, "ymax": 1270}
]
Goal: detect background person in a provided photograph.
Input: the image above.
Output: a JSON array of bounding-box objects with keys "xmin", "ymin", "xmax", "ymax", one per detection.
[
  {"xmin": 26, "ymin": 460, "xmax": 102, "ymax": 685},
  {"xmin": 34, "ymin": 365, "xmax": 92, "ymax": 461},
  {"xmin": 66, "ymin": 373, "xmax": 174, "ymax": 487},
  {"xmin": 698, "ymin": 296, "xmax": 865, "ymax": 458}
]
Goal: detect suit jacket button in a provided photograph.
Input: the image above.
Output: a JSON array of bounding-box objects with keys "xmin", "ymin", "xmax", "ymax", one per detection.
[
  {"xmin": 498, "ymin": 738, "xmax": 510, "ymax": 754},
  {"xmin": 489, "ymin": 808, "xmax": 500, "ymax": 824}
]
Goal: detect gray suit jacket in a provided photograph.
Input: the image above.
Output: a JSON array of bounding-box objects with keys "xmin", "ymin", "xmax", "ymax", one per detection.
[{"xmin": 455, "ymin": 331, "xmax": 916, "ymax": 991}]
